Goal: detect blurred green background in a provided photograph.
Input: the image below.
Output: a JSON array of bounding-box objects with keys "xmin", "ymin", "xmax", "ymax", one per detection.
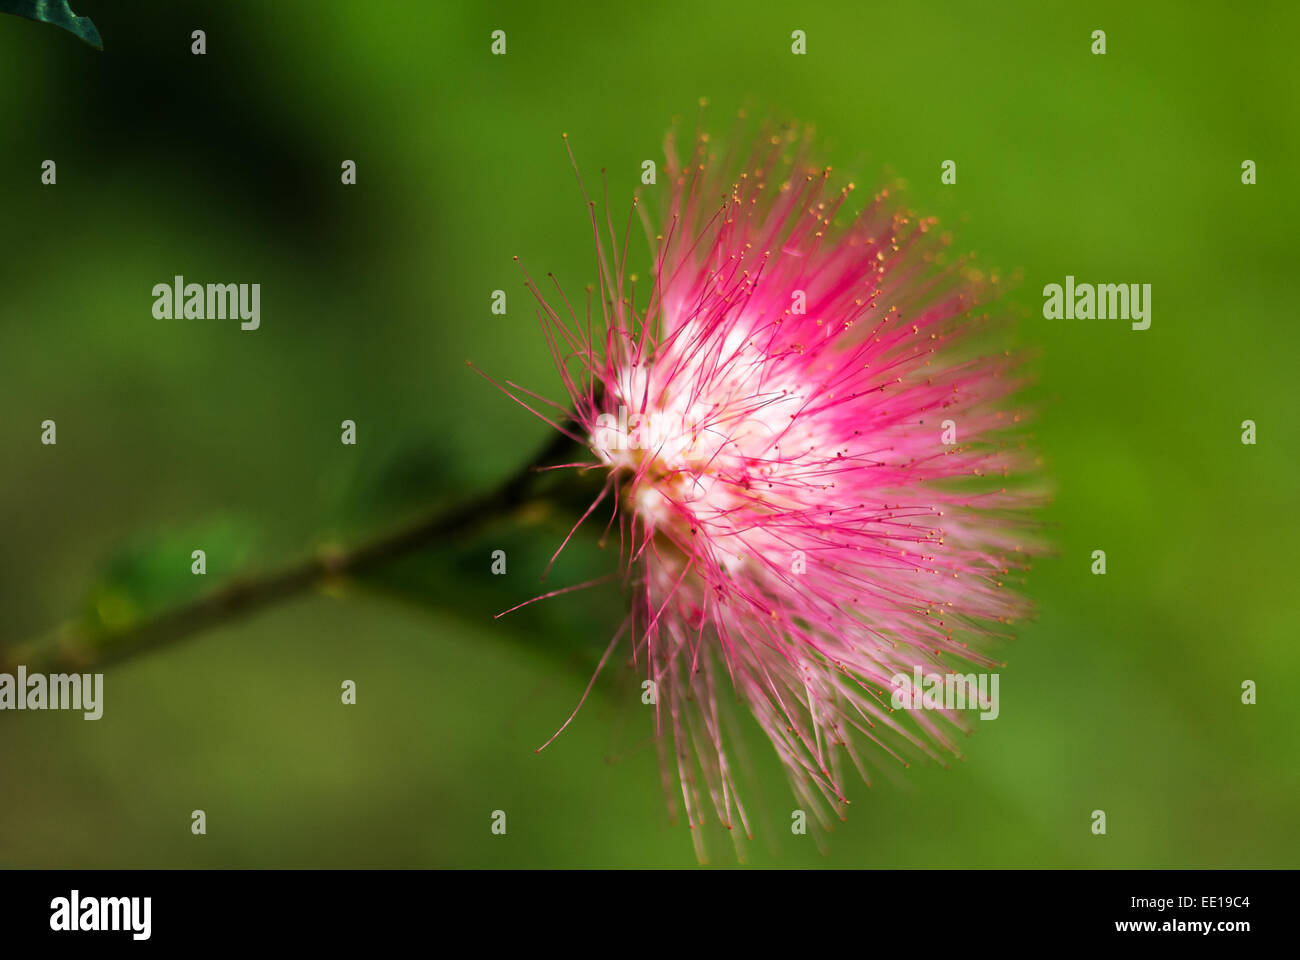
[{"xmin": 2, "ymin": 0, "xmax": 1297, "ymax": 868}]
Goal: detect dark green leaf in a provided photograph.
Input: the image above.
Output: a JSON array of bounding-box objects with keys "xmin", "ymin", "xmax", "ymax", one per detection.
[
  {"xmin": 84, "ymin": 519, "xmax": 260, "ymax": 633},
  {"xmin": 0, "ymin": 0, "xmax": 102, "ymax": 49}
]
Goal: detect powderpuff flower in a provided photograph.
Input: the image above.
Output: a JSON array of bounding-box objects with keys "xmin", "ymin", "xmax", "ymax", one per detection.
[{"xmin": 500, "ymin": 120, "xmax": 1041, "ymax": 859}]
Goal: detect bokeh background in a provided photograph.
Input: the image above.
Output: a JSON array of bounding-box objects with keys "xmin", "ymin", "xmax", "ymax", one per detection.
[{"xmin": 2, "ymin": 0, "xmax": 1297, "ymax": 868}]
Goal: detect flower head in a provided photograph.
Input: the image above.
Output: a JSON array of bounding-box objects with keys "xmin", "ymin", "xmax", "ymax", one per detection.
[{"xmin": 508, "ymin": 121, "xmax": 1040, "ymax": 858}]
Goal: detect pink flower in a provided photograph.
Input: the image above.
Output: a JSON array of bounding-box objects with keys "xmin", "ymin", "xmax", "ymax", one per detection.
[{"xmin": 504, "ymin": 122, "xmax": 1040, "ymax": 859}]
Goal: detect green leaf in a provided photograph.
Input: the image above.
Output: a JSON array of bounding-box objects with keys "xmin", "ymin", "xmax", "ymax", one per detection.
[
  {"xmin": 84, "ymin": 519, "xmax": 260, "ymax": 633},
  {"xmin": 357, "ymin": 509, "xmax": 626, "ymax": 669},
  {"xmin": 0, "ymin": 0, "xmax": 102, "ymax": 49}
]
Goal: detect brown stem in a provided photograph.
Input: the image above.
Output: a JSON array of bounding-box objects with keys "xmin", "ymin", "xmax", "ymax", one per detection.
[{"xmin": 8, "ymin": 428, "xmax": 584, "ymax": 674}]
